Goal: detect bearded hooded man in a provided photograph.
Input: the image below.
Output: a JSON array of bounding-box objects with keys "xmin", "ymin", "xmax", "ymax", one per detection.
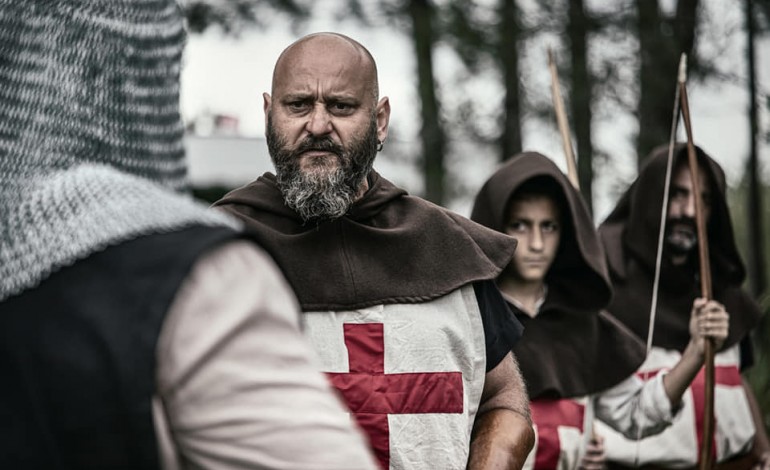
[
  {"xmin": 213, "ymin": 32, "xmax": 535, "ymax": 469},
  {"xmin": 595, "ymin": 144, "xmax": 770, "ymax": 468},
  {"xmin": 471, "ymin": 152, "xmax": 729, "ymax": 470},
  {"xmin": 0, "ymin": 3, "xmax": 379, "ymax": 469}
]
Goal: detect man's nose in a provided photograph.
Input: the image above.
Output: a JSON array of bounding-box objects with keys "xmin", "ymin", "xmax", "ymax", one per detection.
[
  {"xmin": 683, "ymin": 194, "xmax": 697, "ymax": 218},
  {"xmin": 306, "ymin": 104, "xmax": 333, "ymax": 136},
  {"xmin": 529, "ymin": 229, "xmax": 544, "ymax": 251}
]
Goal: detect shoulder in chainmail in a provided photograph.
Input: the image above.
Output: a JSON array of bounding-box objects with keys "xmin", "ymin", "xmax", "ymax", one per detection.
[
  {"xmin": 0, "ymin": 0, "xmax": 240, "ymax": 301},
  {"xmin": 0, "ymin": 165, "xmax": 239, "ymax": 301}
]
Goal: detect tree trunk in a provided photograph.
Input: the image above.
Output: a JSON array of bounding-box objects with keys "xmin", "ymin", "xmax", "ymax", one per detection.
[
  {"xmin": 746, "ymin": 0, "xmax": 766, "ymax": 297},
  {"xmin": 407, "ymin": 0, "xmax": 446, "ymax": 205},
  {"xmin": 498, "ymin": 0, "xmax": 523, "ymax": 161},
  {"xmin": 636, "ymin": 0, "xmax": 699, "ymax": 165},
  {"xmin": 567, "ymin": 0, "xmax": 594, "ymax": 213}
]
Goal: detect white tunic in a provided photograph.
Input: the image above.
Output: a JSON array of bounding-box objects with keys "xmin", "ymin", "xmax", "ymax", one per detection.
[
  {"xmin": 507, "ymin": 290, "xmax": 675, "ymax": 470},
  {"xmin": 597, "ymin": 344, "xmax": 755, "ymax": 466},
  {"xmin": 153, "ymin": 241, "xmax": 378, "ymax": 470},
  {"xmin": 522, "ymin": 396, "xmax": 589, "ymax": 470},
  {"xmin": 521, "ymin": 373, "xmax": 675, "ymax": 470},
  {"xmin": 302, "ymin": 285, "xmax": 488, "ymax": 470}
]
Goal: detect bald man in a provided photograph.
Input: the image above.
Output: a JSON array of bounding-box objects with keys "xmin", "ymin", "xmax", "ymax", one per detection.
[{"xmin": 214, "ymin": 33, "xmax": 535, "ymax": 469}]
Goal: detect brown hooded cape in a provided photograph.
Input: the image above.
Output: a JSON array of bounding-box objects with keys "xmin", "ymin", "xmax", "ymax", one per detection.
[
  {"xmin": 213, "ymin": 170, "xmax": 518, "ymax": 312},
  {"xmin": 471, "ymin": 152, "xmax": 646, "ymax": 399},
  {"xmin": 599, "ymin": 144, "xmax": 761, "ymax": 353}
]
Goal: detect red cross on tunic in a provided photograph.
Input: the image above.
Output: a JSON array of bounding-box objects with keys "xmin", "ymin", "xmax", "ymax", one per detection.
[
  {"xmin": 326, "ymin": 323, "xmax": 464, "ymax": 470},
  {"xmin": 639, "ymin": 365, "xmax": 742, "ymax": 461},
  {"xmin": 530, "ymin": 399, "xmax": 585, "ymax": 469}
]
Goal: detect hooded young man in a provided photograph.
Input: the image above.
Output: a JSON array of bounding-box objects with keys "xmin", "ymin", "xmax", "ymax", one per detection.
[
  {"xmin": 471, "ymin": 152, "xmax": 729, "ymax": 470},
  {"xmin": 214, "ymin": 32, "xmax": 535, "ymax": 469},
  {"xmin": 0, "ymin": 2, "xmax": 378, "ymax": 469},
  {"xmin": 596, "ymin": 144, "xmax": 769, "ymax": 468}
]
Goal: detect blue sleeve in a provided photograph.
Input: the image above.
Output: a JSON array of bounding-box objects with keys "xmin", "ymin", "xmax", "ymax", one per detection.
[{"xmin": 473, "ymin": 280, "xmax": 524, "ymax": 372}]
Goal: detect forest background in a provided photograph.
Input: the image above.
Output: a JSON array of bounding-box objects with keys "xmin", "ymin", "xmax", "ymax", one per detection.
[{"xmin": 178, "ymin": 0, "xmax": 770, "ymax": 436}]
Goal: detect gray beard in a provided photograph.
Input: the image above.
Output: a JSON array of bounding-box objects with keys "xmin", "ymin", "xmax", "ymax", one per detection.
[
  {"xmin": 278, "ymin": 163, "xmax": 356, "ymax": 222},
  {"xmin": 267, "ymin": 116, "xmax": 378, "ymax": 222},
  {"xmin": 665, "ymin": 217, "xmax": 698, "ymax": 257}
]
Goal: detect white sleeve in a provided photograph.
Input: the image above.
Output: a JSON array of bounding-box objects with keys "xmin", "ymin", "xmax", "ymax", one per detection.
[
  {"xmin": 153, "ymin": 240, "xmax": 377, "ymax": 470},
  {"xmin": 594, "ymin": 372, "xmax": 681, "ymax": 439}
]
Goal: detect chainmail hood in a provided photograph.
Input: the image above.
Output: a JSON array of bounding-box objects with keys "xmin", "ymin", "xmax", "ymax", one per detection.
[{"xmin": 0, "ymin": 0, "xmax": 238, "ymax": 301}]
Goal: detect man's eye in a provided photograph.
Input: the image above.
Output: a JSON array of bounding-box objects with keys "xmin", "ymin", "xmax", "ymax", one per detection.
[
  {"xmin": 508, "ymin": 222, "xmax": 527, "ymax": 233},
  {"xmin": 288, "ymin": 101, "xmax": 308, "ymax": 111},
  {"xmin": 671, "ymin": 188, "xmax": 687, "ymax": 199},
  {"xmin": 331, "ymin": 102, "xmax": 354, "ymax": 113},
  {"xmin": 542, "ymin": 222, "xmax": 559, "ymax": 233}
]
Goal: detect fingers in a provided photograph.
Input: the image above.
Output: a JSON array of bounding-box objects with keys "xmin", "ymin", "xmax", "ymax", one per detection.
[
  {"xmin": 692, "ymin": 298, "xmax": 725, "ymax": 317},
  {"xmin": 755, "ymin": 451, "xmax": 770, "ymax": 470},
  {"xmin": 695, "ymin": 300, "xmax": 728, "ymax": 338},
  {"xmin": 692, "ymin": 297, "xmax": 709, "ymax": 311},
  {"xmin": 580, "ymin": 460, "xmax": 604, "ymax": 470},
  {"xmin": 689, "ymin": 299, "xmax": 729, "ymax": 352},
  {"xmin": 580, "ymin": 437, "xmax": 606, "ymax": 470}
]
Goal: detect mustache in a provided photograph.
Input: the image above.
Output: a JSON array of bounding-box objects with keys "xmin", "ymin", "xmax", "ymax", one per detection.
[
  {"xmin": 668, "ymin": 217, "xmax": 697, "ymax": 231},
  {"xmin": 295, "ymin": 136, "xmax": 343, "ymax": 156}
]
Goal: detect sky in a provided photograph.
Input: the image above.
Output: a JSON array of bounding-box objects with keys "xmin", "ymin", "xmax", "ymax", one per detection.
[{"xmin": 180, "ymin": 0, "xmax": 770, "ymax": 220}]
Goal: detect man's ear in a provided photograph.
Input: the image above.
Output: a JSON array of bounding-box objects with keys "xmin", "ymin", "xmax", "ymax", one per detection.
[
  {"xmin": 263, "ymin": 93, "xmax": 272, "ymax": 133},
  {"xmin": 375, "ymin": 97, "xmax": 391, "ymax": 144}
]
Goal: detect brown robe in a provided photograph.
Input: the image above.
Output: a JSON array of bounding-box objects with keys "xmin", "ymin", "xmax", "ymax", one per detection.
[
  {"xmin": 599, "ymin": 144, "xmax": 762, "ymax": 353},
  {"xmin": 213, "ymin": 170, "xmax": 518, "ymax": 312},
  {"xmin": 471, "ymin": 152, "xmax": 646, "ymax": 399}
]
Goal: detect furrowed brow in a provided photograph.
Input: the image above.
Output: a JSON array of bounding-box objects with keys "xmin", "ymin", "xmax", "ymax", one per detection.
[
  {"xmin": 325, "ymin": 93, "xmax": 359, "ymax": 103},
  {"xmin": 282, "ymin": 92, "xmax": 312, "ymax": 101}
]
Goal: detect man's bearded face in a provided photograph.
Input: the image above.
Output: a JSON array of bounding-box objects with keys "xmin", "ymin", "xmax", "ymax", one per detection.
[
  {"xmin": 267, "ymin": 113, "xmax": 378, "ymax": 222},
  {"xmin": 665, "ymin": 162, "xmax": 712, "ymax": 259},
  {"xmin": 665, "ymin": 216, "xmax": 698, "ymax": 256}
]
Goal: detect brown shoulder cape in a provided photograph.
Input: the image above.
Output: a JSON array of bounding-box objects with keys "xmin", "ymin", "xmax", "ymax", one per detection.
[
  {"xmin": 599, "ymin": 144, "xmax": 762, "ymax": 352},
  {"xmin": 471, "ymin": 152, "xmax": 645, "ymax": 399},
  {"xmin": 213, "ymin": 170, "xmax": 517, "ymax": 311}
]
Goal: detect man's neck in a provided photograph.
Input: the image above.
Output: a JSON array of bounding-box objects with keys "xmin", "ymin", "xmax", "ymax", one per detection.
[
  {"xmin": 353, "ymin": 173, "xmax": 371, "ymax": 202},
  {"xmin": 498, "ymin": 277, "xmax": 545, "ymax": 318}
]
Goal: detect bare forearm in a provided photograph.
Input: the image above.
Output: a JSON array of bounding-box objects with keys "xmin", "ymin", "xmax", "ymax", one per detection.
[
  {"xmin": 469, "ymin": 353, "xmax": 534, "ymax": 469},
  {"xmin": 663, "ymin": 298, "xmax": 729, "ymax": 408},
  {"xmin": 468, "ymin": 408, "xmax": 534, "ymax": 470},
  {"xmin": 662, "ymin": 340, "xmax": 703, "ymax": 407}
]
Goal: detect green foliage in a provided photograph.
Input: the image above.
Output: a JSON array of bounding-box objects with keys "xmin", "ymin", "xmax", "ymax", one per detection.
[
  {"xmin": 757, "ymin": 0, "xmax": 770, "ymax": 30},
  {"xmin": 727, "ymin": 179, "xmax": 770, "ymax": 435},
  {"xmin": 727, "ymin": 179, "xmax": 770, "ymax": 294},
  {"xmin": 183, "ymin": 0, "xmax": 310, "ymax": 35},
  {"xmin": 440, "ymin": 1, "xmax": 493, "ymax": 72},
  {"xmin": 745, "ymin": 305, "xmax": 770, "ymax": 438}
]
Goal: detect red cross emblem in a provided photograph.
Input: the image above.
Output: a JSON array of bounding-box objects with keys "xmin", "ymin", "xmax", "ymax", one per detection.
[
  {"xmin": 530, "ymin": 399, "xmax": 585, "ymax": 469},
  {"xmin": 639, "ymin": 365, "xmax": 742, "ymax": 461},
  {"xmin": 327, "ymin": 323, "xmax": 464, "ymax": 469}
]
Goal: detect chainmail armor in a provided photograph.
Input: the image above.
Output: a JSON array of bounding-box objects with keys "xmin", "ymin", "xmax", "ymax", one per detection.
[{"xmin": 0, "ymin": 0, "xmax": 238, "ymax": 301}]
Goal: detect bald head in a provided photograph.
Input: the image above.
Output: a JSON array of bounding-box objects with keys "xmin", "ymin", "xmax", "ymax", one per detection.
[
  {"xmin": 262, "ymin": 32, "xmax": 392, "ymax": 220},
  {"xmin": 271, "ymin": 33, "xmax": 379, "ymax": 104}
]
